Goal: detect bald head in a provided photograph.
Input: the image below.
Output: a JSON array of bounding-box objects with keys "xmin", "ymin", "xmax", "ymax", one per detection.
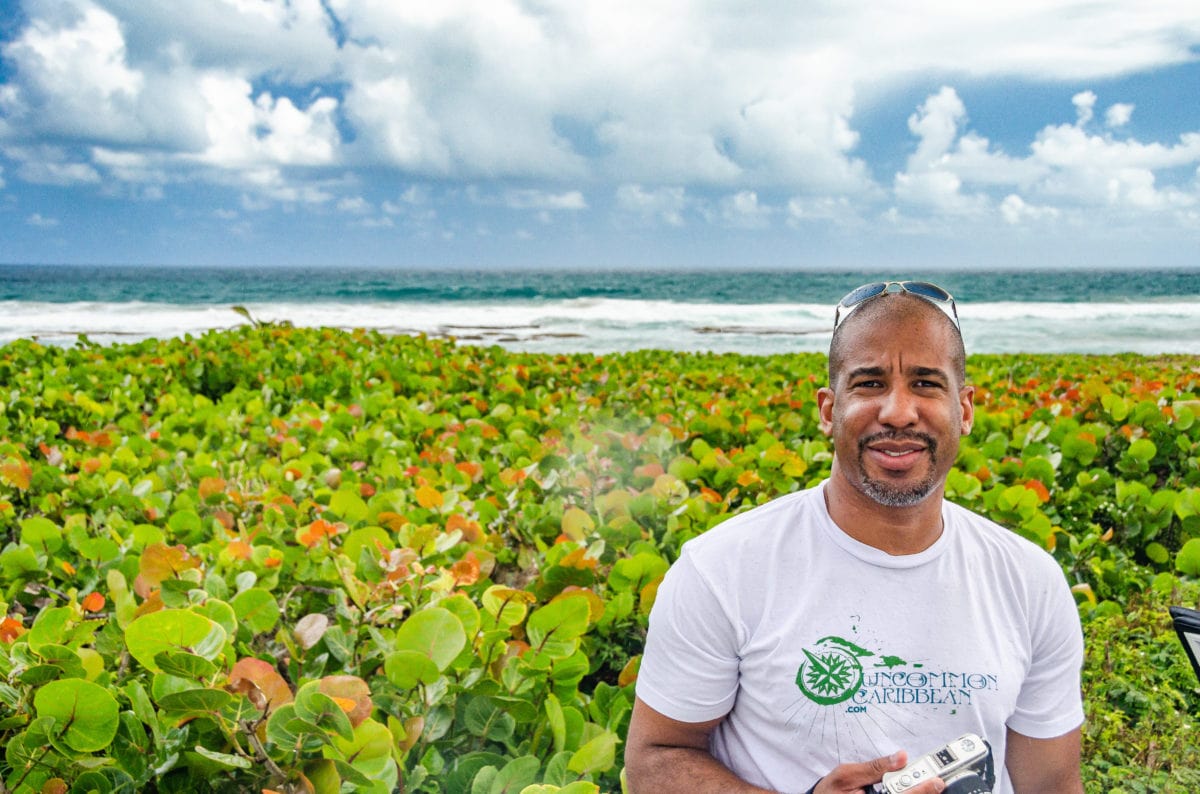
[{"xmin": 828, "ymin": 293, "xmax": 966, "ymax": 388}]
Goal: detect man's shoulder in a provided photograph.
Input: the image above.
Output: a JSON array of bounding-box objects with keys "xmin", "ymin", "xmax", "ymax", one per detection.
[{"xmin": 945, "ymin": 499, "xmax": 1062, "ymax": 570}]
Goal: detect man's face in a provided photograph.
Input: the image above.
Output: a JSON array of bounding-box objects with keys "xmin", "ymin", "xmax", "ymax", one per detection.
[{"xmin": 817, "ymin": 306, "xmax": 974, "ymax": 508}]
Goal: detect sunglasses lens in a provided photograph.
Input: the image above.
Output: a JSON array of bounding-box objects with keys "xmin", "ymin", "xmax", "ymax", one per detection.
[
  {"xmin": 839, "ymin": 282, "xmax": 887, "ymax": 308},
  {"xmin": 900, "ymin": 281, "xmax": 952, "ymax": 302}
]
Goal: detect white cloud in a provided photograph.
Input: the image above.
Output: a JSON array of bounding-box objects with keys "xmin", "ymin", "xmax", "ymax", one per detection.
[
  {"xmin": 615, "ymin": 184, "xmax": 688, "ymax": 226},
  {"xmin": 337, "ymin": 196, "xmax": 371, "ymax": 214},
  {"xmin": 786, "ymin": 195, "xmax": 862, "ymax": 227},
  {"xmin": 999, "ymin": 194, "xmax": 1060, "ymax": 225},
  {"xmin": 893, "ymin": 87, "xmax": 989, "ymax": 214},
  {"xmin": 1073, "ymin": 91, "xmax": 1097, "ymax": 126},
  {"xmin": 717, "ymin": 190, "xmax": 771, "ymax": 228},
  {"xmin": 891, "ymin": 87, "xmax": 1200, "ymax": 222},
  {"xmin": 27, "ymin": 212, "xmax": 59, "ymax": 227},
  {"xmin": 501, "ymin": 189, "xmax": 587, "ymax": 211},
  {"xmin": 1106, "ymin": 103, "xmax": 1134, "ymax": 128},
  {"xmin": 193, "ymin": 75, "xmax": 340, "ymax": 169},
  {"xmin": 1, "ymin": 2, "xmax": 143, "ymax": 141},
  {"xmin": 5, "ymin": 145, "xmax": 100, "ymax": 185},
  {"xmin": 2, "ymin": 0, "xmax": 1200, "ymax": 244}
]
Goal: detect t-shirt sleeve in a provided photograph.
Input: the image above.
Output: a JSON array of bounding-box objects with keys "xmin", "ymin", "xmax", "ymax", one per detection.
[
  {"xmin": 1006, "ymin": 558, "xmax": 1085, "ymax": 738},
  {"xmin": 635, "ymin": 544, "xmax": 742, "ymax": 723}
]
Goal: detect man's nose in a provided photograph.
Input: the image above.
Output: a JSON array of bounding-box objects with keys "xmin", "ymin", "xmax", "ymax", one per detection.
[{"xmin": 877, "ymin": 386, "xmax": 919, "ymax": 427}]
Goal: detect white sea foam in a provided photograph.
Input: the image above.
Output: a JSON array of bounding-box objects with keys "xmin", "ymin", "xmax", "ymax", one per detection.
[{"xmin": 1, "ymin": 298, "xmax": 1198, "ymax": 355}]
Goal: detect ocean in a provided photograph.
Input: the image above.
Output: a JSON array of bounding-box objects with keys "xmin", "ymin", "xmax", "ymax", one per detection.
[{"xmin": 2, "ymin": 265, "xmax": 1199, "ymax": 356}]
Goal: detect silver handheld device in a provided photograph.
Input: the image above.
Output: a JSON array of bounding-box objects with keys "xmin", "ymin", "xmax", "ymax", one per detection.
[{"xmin": 877, "ymin": 733, "xmax": 990, "ymax": 793}]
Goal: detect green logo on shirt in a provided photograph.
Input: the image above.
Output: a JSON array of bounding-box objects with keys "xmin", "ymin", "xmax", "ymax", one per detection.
[{"xmin": 795, "ymin": 637, "xmax": 869, "ymax": 705}]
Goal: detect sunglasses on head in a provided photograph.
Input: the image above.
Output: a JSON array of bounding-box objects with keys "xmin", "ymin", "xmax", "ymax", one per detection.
[{"xmin": 833, "ymin": 281, "xmax": 959, "ymax": 330}]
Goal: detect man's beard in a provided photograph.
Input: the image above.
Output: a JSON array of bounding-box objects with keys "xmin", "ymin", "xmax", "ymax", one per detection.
[{"xmin": 855, "ymin": 430, "xmax": 940, "ymax": 507}]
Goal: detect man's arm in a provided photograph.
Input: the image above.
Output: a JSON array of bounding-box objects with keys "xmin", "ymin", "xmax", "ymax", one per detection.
[
  {"xmin": 624, "ymin": 697, "xmax": 770, "ymax": 793},
  {"xmin": 1004, "ymin": 727, "xmax": 1083, "ymax": 794},
  {"xmin": 625, "ymin": 697, "xmax": 945, "ymax": 794}
]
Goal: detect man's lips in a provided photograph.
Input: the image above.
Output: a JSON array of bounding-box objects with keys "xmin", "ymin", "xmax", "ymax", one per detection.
[{"xmin": 859, "ymin": 433, "xmax": 936, "ymax": 472}]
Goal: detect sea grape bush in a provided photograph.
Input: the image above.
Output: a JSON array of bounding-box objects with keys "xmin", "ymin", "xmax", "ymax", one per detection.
[{"xmin": 0, "ymin": 327, "xmax": 1198, "ymax": 792}]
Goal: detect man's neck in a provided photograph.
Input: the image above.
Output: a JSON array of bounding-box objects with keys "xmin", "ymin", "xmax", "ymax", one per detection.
[{"xmin": 822, "ymin": 468, "xmax": 946, "ymax": 556}]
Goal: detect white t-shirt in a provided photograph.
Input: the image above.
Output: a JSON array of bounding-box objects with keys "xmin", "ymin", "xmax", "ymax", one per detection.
[{"xmin": 636, "ymin": 482, "xmax": 1084, "ymax": 794}]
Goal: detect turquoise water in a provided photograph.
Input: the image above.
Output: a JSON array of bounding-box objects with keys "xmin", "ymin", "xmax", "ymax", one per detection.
[{"xmin": 1, "ymin": 265, "xmax": 1198, "ymax": 354}]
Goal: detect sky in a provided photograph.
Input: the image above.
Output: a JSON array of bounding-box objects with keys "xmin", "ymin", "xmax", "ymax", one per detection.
[{"xmin": 1, "ymin": 0, "xmax": 1200, "ymax": 270}]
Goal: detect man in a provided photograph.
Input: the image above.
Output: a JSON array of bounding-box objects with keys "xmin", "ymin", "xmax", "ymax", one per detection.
[{"xmin": 625, "ymin": 282, "xmax": 1084, "ymax": 794}]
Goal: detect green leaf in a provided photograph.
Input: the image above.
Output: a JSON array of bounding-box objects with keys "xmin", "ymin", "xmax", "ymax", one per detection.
[
  {"xmin": 545, "ymin": 694, "xmax": 567, "ymax": 754},
  {"xmin": 383, "ymin": 650, "xmax": 440, "ymax": 690},
  {"xmin": 484, "ymin": 755, "xmax": 539, "ymax": 794},
  {"xmin": 27, "ymin": 606, "xmax": 75, "ymax": 652},
  {"xmin": 394, "ymin": 607, "xmax": 466, "ymax": 671},
  {"xmin": 34, "ymin": 678, "xmax": 120, "ymax": 752},
  {"xmin": 293, "ymin": 681, "xmax": 354, "ymax": 742},
  {"xmin": 1145, "ymin": 542, "xmax": 1169, "ymax": 565},
  {"xmin": 231, "ymin": 587, "xmax": 281, "ymax": 634},
  {"xmin": 124, "ymin": 609, "xmax": 226, "ymax": 672},
  {"xmin": 20, "ymin": 516, "xmax": 63, "ymax": 555},
  {"xmin": 0, "ymin": 544, "xmax": 41, "ymax": 579},
  {"xmin": 1127, "ymin": 438, "xmax": 1157, "ymax": 463},
  {"xmin": 1176, "ymin": 538, "xmax": 1200, "ymax": 576},
  {"xmin": 464, "ymin": 697, "xmax": 516, "ymax": 743},
  {"xmin": 526, "ymin": 595, "xmax": 590, "ymax": 657},
  {"xmin": 156, "ymin": 688, "xmax": 233, "ymax": 713},
  {"xmin": 567, "ymin": 729, "xmax": 618, "ymax": 775},
  {"xmin": 192, "ymin": 744, "xmax": 253, "ymax": 770},
  {"xmin": 153, "ymin": 650, "xmax": 219, "ymax": 680},
  {"xmin": 330, "ymin": 488, "xmax": 370, "ymax": 523},
  {"xmin": 608, "ymin": 553, "xmax": 669, "ymax": 594},
  {"xmin": 328, "ymin": 717, "xmax": 394, "ymax": 763}
]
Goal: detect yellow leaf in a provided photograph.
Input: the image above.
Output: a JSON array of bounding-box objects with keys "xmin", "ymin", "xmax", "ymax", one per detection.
[
  {"xmin": 561, "ymin": 507, "xmax": 595, "ymax": 541},
  {"xmin": 0, "ymin": 458, "xmax": 32, "ymax": 490},
  {"xmin": 415, "ymin": 484, "xmax": 444, "ymax": 510}
]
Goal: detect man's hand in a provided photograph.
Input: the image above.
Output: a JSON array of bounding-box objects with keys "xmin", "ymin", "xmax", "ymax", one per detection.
[{"xmin": 813, "ymin": 751, "xmax": 945, "ymax": 794}]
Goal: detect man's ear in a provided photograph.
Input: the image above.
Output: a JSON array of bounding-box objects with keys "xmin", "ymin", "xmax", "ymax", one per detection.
[
  {"xmin": 816, "ymin": 387, "xmax": 835, "ymax": 437},
  {"xmin": 959, "ymin": 384, "xmax": 976, "ymax": 435}
]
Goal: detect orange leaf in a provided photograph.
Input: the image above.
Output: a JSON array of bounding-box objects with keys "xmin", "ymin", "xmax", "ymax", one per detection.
[
  {"xmin": 415, "ymin": 484, "xmax": 444, "ymax": 510},
  {"xmin": 227, "ymin": 540, "xmax": 253, "ymax": 561},
  {"xmin": 736, "ymin": 470, "xmax": 760, "ymax": 487},
  {"xmin": 138, "ymin": 543, "xmax": 202, "ymax": 591},
  {"xmin": 618, "ymin": 655, "xmax": 641, "ymax": 687},
  {"xmin": 559, "ymin": 547, "xmax": 597, "ymax": 571},
  {"xmin": 228, "ymin": 657, "xmax": 294, "ymax": 713},
  {"xmin": 60, "ymin": 561, "xmax": 76, "ymax": 576},
  {"xmin": 297, "ymin": 518, "xmax": 341, "ymax": 548},
  {"xmin": 699, "ymin": 487, "xmax": 723, "ymax": 504},
  {"xmin": 455, "ymin": 461, "xmax": 483, "ymax": 481},
  {"xmin": 451, "ymin": 552, "xmax": 481, "ymax": 586},
  {"xmin": 81, "ymin": 592, "xmax": 106, "ymax": 612},
  {"xmin": 634, "ymin": 463, "xmax": 665, "ymax": 479},
  {"xmin": 0, "ymin": 616, "xmax": 27, "ymax": 643},
  {"xmin": 317, "ymin": 675, "xmax": 373, "ymax": 727},
  {"xmin": 377, "ymin": 511, "xmax": 409, "ymax": 532},
  {"xmin": 1023, "ymin": 479, "xmax": 1051, "ymax": 503},
  {"xmin": 198, "ymin": 477, "xmax": 227, "ymax": 501},
  {"xmin": 446, "ymin": 513, "xmax": 483, "ymax": 543},
  {"xmin": 0, "ymin": 458, "xmax": 32, "ymax": 490}
]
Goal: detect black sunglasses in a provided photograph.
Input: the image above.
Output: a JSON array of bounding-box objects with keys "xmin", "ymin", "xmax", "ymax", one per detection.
[{"xmin": 834, "ymin": 281, "xmax": 959, "ymax": 330}]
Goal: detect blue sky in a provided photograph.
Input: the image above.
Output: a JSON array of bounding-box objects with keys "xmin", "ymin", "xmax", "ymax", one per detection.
[{"xmin": 1, "ymin": 1, "xmax": 1199, "ymax": 270}]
